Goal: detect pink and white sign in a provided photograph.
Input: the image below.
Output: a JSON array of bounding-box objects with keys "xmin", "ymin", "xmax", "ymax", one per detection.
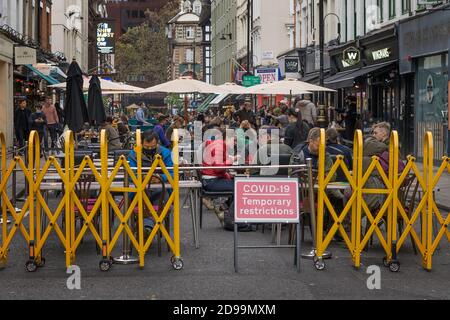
[{"xmin": 234, "ymin": 178, "xmax": 299, "ymax": 223}]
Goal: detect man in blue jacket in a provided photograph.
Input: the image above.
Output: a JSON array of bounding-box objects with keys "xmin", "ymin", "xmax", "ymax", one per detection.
[
  {"xmin": 128, "ymin": 130, "xmax": 174, "ymax": 237},
  {"xmin": 153, "ymin": 114, "xmax": 171, "ymax": 148}
]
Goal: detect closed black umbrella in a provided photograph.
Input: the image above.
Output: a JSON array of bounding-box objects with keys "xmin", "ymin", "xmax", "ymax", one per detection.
[
  {"xmin": 87, "ymin": 75, "xmax": 106, "ymax": 126},
  {"xmin": 64, "ymin": 59, "xmax": 89, "ymax": 133}
]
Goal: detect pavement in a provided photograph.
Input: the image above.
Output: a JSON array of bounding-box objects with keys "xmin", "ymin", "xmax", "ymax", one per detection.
[{"xmin": 0, "ymin": 189, "xmax": 450, "ymax": 300}]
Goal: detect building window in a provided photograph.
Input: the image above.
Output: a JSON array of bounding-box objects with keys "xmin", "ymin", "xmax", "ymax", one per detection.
[
  {"xmin": 389, "ymin": 0, "xmax": 395, "ymax": 19},
  {"xmin": 186, "ymin": 26, "xmax": 194, "ymax": 39},
  {"xmin": 402, "ymin": 0, "xmax": 410, "ymax": 14},
  {"xmin": 377, "ymin": 0, "xmax": 383, "ymax": 22}
]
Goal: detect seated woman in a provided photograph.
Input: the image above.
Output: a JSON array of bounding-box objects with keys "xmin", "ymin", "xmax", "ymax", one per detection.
[
  {"xmin": 200, "ymin": 129, "xmax": 235, "ymax": 225},
  {"xmin": 102, "ymin": 117, "xmax": 122, "ymax": 151}
]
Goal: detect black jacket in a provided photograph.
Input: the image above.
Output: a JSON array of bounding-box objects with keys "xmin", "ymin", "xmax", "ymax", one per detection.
[
  {"xmin": 284, "ymin": 121, "xmax": 311, "ymax": 149},
  {"xmin": 29, "ymin": 111, "xmax": 47, "ymax": 133},
  {"xmin": 14, "ymin": 108, "xmax": 31, "ymax": 133}
]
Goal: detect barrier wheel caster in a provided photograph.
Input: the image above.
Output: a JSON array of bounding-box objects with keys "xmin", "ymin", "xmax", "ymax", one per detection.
[
  {"xmin": 25, "ymin": 260, "xmax": 38, "ymax": 273},
  {"xmin": 172, "ymin": 258, "xmax": 184, "ymax": 270},
  {"xmin": 37, "ymin": 258, "xmax": 46, "ymax": 268},
  {"xmin": 99, "ymin": 259, "xmax": 112, "ymax": 272},
  {"xmin": 383, "ymin": 257, "xmax": 390, "ymax": 268},
  {"xmin": 389, "ymin": 261, "xmax": 400, "ymax": 273},
  {"xmin": 313, "ymin": 257, "xmax": 325, "ymax": 271},
  {"xmin": 0, "ymin": 258, "xmax": 6, "ymax": 269}
]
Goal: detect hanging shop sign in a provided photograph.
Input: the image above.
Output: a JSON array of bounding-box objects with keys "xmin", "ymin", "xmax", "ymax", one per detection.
[
  {"xmin": 97, "ymin": 21, "xmax": 115, "ymax": 54},
  {"xmin": 342, "ymin": 46, "xmax": 361, "ymax": 67},
  {"xmin": 15, "ymin": 47, "xmax": 36, "ymax": 65},
  {"xmin": 255, "ymin": 68, "xmax": 279, "ymax": 84},
  {"xmin": 285, "ymin": 58, "xmax": 299, "ymax": 73}
]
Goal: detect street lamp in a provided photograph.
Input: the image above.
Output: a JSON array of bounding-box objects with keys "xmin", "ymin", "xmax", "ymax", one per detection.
[
  {"xmin": 318, "ymin": 1, "xmax": 341, "ymax": 128},
  {"xmin": 246, "ymin": 0, "xmax": 253, "ymax": 76}
]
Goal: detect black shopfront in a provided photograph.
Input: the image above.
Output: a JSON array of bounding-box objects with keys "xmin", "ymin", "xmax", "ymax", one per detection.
[
  {"xmin": 399, "ymin": 6, "xmax": 449, "ymax": 159},
  {"xmin": 325, "ymin": 26, "xmax": 399, "ymax": 138}
]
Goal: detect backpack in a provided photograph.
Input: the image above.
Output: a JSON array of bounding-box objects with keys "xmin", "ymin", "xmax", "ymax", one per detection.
[{"xmin": 377, "ymin": 151, "xmax": 406, "ymax": 176}]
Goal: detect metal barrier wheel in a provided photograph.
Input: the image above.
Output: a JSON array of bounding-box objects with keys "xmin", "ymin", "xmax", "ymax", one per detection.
[
  {"xmin": 25, "ymin": 260, "xmax": 38, "ymax": 272},
  {"xmin": 172, "ymin": 257, "xmax": 184, "ymax": 270},
  {"xmin": 99, "ymin": 259, "xmax": 112, "ymax": 272},
  {"xmin": 383, "ymin": 257, "xmax": 390, "ymax": 267},
  {"xmin": 313, "ymin": 256, "xmax": 325, "ymax": 271},
  {"xmin": 0, "ymin": 258, "xmax": 6, "ymax": 269},
  {"xmin": 389, "ymin": 261, "xmax": 400, "ymax": 273},
  {"xmin": 36, "ymin": 257, "xmax": 46, "ymax": 268}
]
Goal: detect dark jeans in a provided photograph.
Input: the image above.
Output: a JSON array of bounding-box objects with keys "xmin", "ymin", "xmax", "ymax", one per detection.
[
  {"xmin": 203, "ymin": 178, "xmax": 234, "ymax": 192},
  {"xmin": 203, "ymin": 178, "xmax": 234, "ymax": 207},
  {"xmin": 47, "ymin": 124, "xmax": 59, "ymax": 149},
  {"xmin": 15, "ymin": 129, "xmax": 27, "ymax": 150}
]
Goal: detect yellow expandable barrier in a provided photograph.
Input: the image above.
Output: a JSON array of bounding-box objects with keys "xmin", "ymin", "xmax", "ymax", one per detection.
[
  {"xmin": 314, "ymin": 128, "xmax": 448, "ymax": 272},
  {"xmin": 0, "ymin": 128, "xmax": 181, "ymax": 272}
]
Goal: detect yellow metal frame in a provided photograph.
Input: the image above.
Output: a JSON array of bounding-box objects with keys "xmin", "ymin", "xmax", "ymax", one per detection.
[
  {"xmin": 316, "ymin": 129, "xmax": 358, "ymax": 261},
  {"xmin": 0, "ymin": 131, "xmax": 40, "ymax": 266},
  {"xmin": 102, "ymin": 128, "xmax": 181, "ymax": 268},
  {"xmin": 315, "ymin": 129, "xmax": 450, "ymax": 271},
  {"xmin": 0, "ymin": 127, "xmax": 181, "ymax": 270}
]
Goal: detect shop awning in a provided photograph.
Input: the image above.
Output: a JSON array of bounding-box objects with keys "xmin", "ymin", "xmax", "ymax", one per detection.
[
  {"xmin": 324, "ymin": 61, "xmax": 395, "ymax": 89},
  {"xmin": 210, "ymin": 93, "xmax": 229, "ymax": 105},
  {"xmin": 197, "ymin": 94, "xmax": 218, "ymax": 112},
  {"xmin": 300, "ymin": 72, "xmax": 319, "ymax": 84},
  {"xmin": 24, "ymin": 64, "xmax": 60, "ymax": 85}
]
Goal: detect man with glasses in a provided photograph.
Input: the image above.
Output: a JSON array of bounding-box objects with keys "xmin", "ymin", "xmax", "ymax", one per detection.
[{"xmin": 128, "ymin": 130, "xmax": 174, "ymax": 238}]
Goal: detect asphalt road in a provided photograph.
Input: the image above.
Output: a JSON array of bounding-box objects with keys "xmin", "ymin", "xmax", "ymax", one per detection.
[{"xmin": 0, "ymin": 192, "xmax": 449, "ymax": 300}]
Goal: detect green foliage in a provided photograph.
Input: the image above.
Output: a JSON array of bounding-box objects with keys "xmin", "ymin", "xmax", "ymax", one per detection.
[{"xmin": 115, "ymin": 0, "xmax": 179, "ymax": 87}]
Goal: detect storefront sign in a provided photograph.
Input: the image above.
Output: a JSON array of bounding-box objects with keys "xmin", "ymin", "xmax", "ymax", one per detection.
[
  {"xmin": 343, "ymin": 46, "xmax": 360, "ymax": 67},
  {"xmin": 234, "ymin": 178, "xmax": 299, "ymax": 223},
  {"xmin": 14, "ymin": 47, "xmax": 36, "ymax": 65},
  {"xmin": 97, "ymin": 22, "xmax": 115, "ymax": 54},
  {"xmin": 372, "ymin": 48, "xmax": 391, "ymax": 61},
  {"xmin": 263, "ymin": 51, "xmax": 274, "ymax": 60},
  {"xmin": 285, "ymin": 59, "xmax": 299, "ymax": 73},
  {"xmin": 255, "ymin": 68, "xmax": 279, "ymax": 83}
]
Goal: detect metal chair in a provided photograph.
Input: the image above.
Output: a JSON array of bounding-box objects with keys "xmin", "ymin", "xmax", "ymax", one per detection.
[
  {"xmin": 289, "ymin": 168, "xmax": 318, "ymax": 245},
  {"xmin": 195, "ymin": 168, "xmax": 233, "ymax": 229}
]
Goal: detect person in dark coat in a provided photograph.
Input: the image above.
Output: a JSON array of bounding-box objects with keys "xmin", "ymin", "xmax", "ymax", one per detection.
[
  {"xmin": 29, "ymin": 103, "xmax": 47, "ymax": 148},
  {"xmin": 284, "ymin": 108, "xmax": 311, "ymax": 149},
  {"xmin": 14, "ymin": 99, "xmax": 31, "ymax": 150},
  {"xmin": 344, "ymin": 96, "xmax": 357, "ymax": 141},
  {"xmin": 234, "ymin": 102, "xmax": 256, "ymax": 127}
]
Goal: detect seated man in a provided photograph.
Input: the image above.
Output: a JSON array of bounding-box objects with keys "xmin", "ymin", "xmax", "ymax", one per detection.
[
  {"xmin": 128, "ymin": 130, "xmax": 174, "ymax": 237},
  {"xmin": 293, "ymin": 128, "xmax": 346, "ymax": 234},
  {"xmin": 326, "ymin": 127, "xmax": 353, "ymax": 181},
  {"xmin": 360, "ymin": 122, "xmax": 391, "ymax": 213},
  {"xmin": 257, "ymin": 126, "xmax": 293, "ymax": 176}
]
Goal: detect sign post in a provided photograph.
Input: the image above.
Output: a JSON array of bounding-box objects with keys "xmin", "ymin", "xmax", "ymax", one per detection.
[{"xmin": 234, "ymin": 177, "xmax": 301, "ymax": 273}]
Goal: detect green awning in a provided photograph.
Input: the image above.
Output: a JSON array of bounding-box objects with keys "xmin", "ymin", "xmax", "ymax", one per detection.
[
  {"xmin": 197, "ymin": 94, "xmax": 218, "ymax": 113},
  {"xmin": 25, "ymin": 64, "xmax": 60, "ymax": 85}
]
